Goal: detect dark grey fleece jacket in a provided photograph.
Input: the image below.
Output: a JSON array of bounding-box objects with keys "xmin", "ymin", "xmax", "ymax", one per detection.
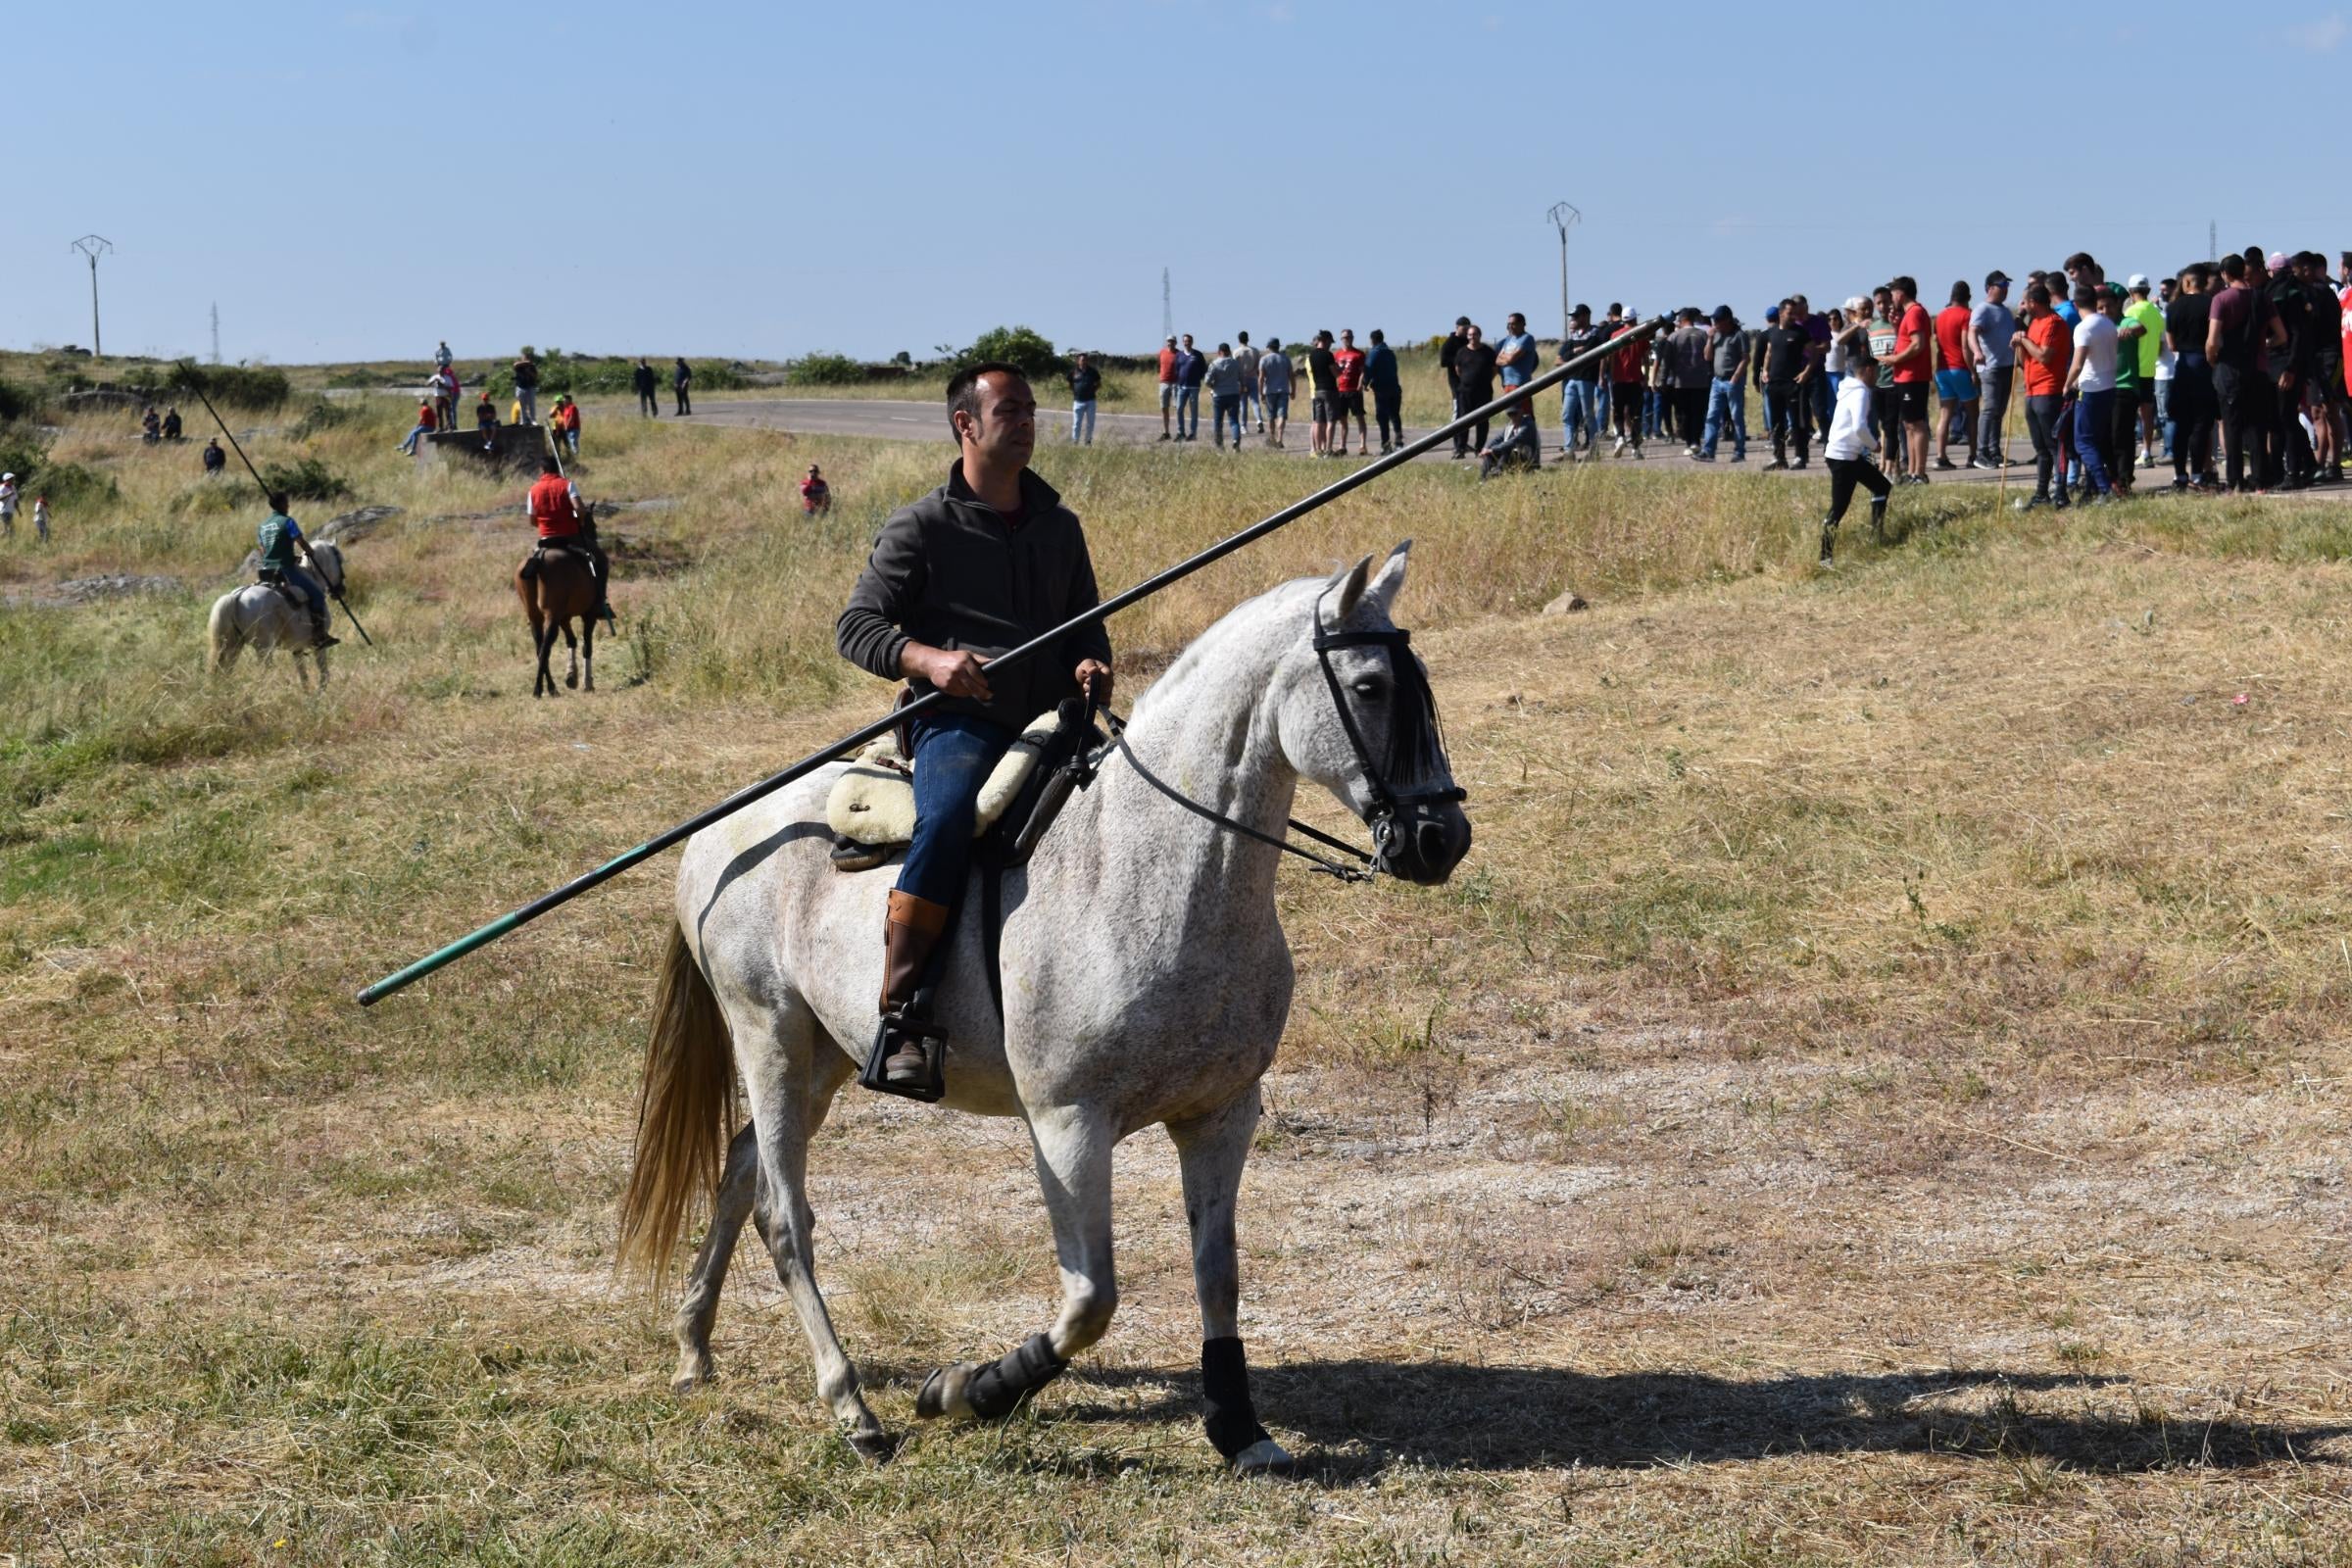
[{"xmin": 836, "ymin": 462, "xmax": 1114, "ymax": 732}]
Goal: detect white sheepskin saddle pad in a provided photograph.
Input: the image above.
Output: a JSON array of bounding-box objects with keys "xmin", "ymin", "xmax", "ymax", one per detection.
[{"xmin": 827, "ymin": 709, "xmax": 1065, "ymax": 848}]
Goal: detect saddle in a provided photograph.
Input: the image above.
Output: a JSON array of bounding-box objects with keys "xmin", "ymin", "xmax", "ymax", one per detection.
[
  {"xmin": 518, "ymin": 537, "xmax": 594, "ymax": 580},
  {"xmin": 257, "ymin": 568, "xmax": 305, "ymax": 610},
  {"xmin": 825, "ymin": 704, "xmax": 1098, "ymax": 872}
]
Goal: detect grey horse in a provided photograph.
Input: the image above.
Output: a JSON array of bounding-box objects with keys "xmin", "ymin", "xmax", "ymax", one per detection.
[
  {"xmin": 617, "ymin": 542, "xmax": 1472, "ymax": 1472},
  {"xmin": 206, "ymin": 542, "xmax": 345, "ymax": 690}
]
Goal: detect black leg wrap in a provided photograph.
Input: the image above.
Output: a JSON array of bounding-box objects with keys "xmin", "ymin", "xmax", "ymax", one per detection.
[
  {"xmin": 1201, "ymin": 1337, "xmax": 1270, "ymax": 1459},
  {"xmin": 965, "ymin": 1332, "xmax": 1067, "ymax": 1419}
]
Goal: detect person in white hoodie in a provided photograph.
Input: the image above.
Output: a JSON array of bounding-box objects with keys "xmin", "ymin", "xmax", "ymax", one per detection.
[{"xmin": 1820, "ymin": 343, "xmax": 1891, "ymax": 564}]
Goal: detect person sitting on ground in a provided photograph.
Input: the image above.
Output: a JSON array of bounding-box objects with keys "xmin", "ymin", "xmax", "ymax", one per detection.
[
  {"xmin": 399, "ymin": 398, "xmax": 438, "ymax": 455},
  {"xmin": 254, "ymin": 491, "xmax": 339, "ymax": 650},
  {"xmin": 835, "ymin": 362, "xmax": 1112, "ymax": 1091},
  {"xmin": 162, "ymin": 407, "xmax": 183, "ymax": 441},
  {"xmin": 1478, "ymin": 398, "xmax": 1543, "ymax": 478},
  {"xmin": 801, "ymin": 464, "xmax": 832, "ymax": 514},
  {"xmin": 141, "ymin": 406, "xmax": 161, "ymax": 444},
  {"xmin": 203, "ymin": 438, "xmax": 226, "ymax": 475},
  {"xmin": 525, "ymin": 455, "xmax": 614, "ymax": 626},
  {"xmin": 475, "ymin": 391, "xmax": 500, "ymax": 450}
]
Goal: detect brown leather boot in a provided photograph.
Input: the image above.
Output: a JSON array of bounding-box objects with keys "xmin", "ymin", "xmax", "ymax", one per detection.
[{"xmin": 879, "ymin": 890, "xmax": 951, "ymax": 1084}]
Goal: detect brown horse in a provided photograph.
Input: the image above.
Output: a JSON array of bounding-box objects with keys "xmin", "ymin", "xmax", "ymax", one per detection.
[{"xmin": 515, "ymin": 544, "xmax": 598, "ymax": 697}]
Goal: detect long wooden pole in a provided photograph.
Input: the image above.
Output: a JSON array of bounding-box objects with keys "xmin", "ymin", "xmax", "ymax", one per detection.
[{"xmin": 357, "ymin": 317, "xmax": 1672, "ymax": 1006}]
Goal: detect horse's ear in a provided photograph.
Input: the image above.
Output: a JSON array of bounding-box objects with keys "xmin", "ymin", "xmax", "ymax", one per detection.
[
  {"xmin": 1364, "ymin": 539, "xmax": 1412, "ymax": 616},
  {"xmin": 1320, "ymin": 554, "xmax": 1376, "ymax": 630}
]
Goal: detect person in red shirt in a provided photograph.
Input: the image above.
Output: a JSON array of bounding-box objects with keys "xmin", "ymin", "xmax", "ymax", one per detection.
[
  {"xmin": 1887, "ymin": 275, "xmax": 1936, "ymax": 483},
  {"xmin": 551, "ymin": 394, "xmax": 583, "ymax": 457},
  {"xmin": 1608, "ymin": 310, "xmax": 1647, "ymax": 457},
  {"xmin": 525, "ymin": 455, "xmax": 612, "ymax": 623},
  {"xmin": 1332, "ymin": 328, "xmax": 1370, "ymax": 456},
  {"xmin": 399, "ymin": 399, "xmax": 437, "ymax": 455},
  {"xmin": 2008, "ymin": 282, "xmax": 2074, "ymax": 511},
  {"xmin": 1156, "ymin": 335, "xmax": 1179, "ymax": 441},
  {"xmin": 1933, "ymin": 279, "xmax": 1979, "ymax": 470},
  {"xmin": 800, "ymin": 463, "xmax": 832, "ymax": 515}
]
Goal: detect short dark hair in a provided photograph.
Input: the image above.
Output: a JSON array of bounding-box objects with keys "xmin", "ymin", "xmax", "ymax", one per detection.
[
  {"xmin": 1369, "ymin": 329, "xmax": 1386, "ymax": 344},
  {"xmin": 541, "ymin": 457, "xmax": 561, "ymax": 474},
  {"xmin": 1889, "ymin": 275, "xmax": 1917, "ymax": 297},
  {"xmin": 946, "ymin": 361, "xmax": 1027, "ymax": 430},
  {"xmin": 268, "ymin": 490, "xmax": 290, "ymax": 512},
  {"xmin": 2065, "ymin": 251, "xmax": 2098, "ymax": 274},
  {"xmin": 2221, "ymin": 253, "xmax": 2247, "ymax": 281},
  {"xmin": 1949, "ymin": 279, "xmax": 1971, "ymax": 304},
  {"xmin": 2026, "ymin": 283, "xmax": 2051, "ymax": 307}
]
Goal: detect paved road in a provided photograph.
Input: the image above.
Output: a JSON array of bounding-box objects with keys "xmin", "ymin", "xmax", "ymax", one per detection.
[{"xmin": 606, "ymin": 394, "xmax": 2350, "ymax": 500}]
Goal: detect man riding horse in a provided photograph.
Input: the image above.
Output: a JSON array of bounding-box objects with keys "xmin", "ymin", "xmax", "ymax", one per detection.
[
  {"xmin": 255, "ymin": 492, "xmax": 338, "ymax": 650},
  {"xmin": 525, "ymin": 456, "xmax": 614, "ymax": 626},
  {"xmin": 836, "ymin": 362, "xmax": 1113, "ymax": 1089}
]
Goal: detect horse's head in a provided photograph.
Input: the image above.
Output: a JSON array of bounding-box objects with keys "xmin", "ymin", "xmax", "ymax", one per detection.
[
  {"xmin": 1276, "ymin": 541, "xmax": 1472, "ymax": 886},
  {"xmin": 308, "ymin": 542, "xmax": 346, "ymax": 595}
]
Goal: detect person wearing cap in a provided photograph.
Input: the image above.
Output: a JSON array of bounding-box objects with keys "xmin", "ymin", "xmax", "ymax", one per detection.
[
  {"xmin": 1700, "ymin": 305, "xmax": 1747, "ymax": 463},
  {"xmin": 1970, "ymin": 272, "xmax": 2018, "ymax": 468},
  {"xmin": 1555, "ymin": 305, "xmax": 1607, "ymax": 460},
  {"xmin": 1305, "ymin": 330, "xmax": 1340, "ymax": 457},
  {"xmin": 1156, "ymin": 335, "xmax": 1179, "ymax": 441},
  {"xmin": 800, "ymin": 464, "xmax": 832, "ymax": 515},
  {"xmin": 0, "ymin": 472, "xmax": 16, "ymax": 539},
  {"xmin": 2122, "ymin": 276, "xmax": 2167, "ymax": 469},
  {"xmin": 1477, "ymin": 397, "xmax": 1543, "ymax": 479},
  {"xmin": 1933, "ymin": 281, "xmax": 1979, "ymax": 471}
]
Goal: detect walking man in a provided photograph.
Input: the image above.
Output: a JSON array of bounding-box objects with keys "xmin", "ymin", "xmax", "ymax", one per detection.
[
  {"xmin": 1700, "ymin": 305, "xmax": 1747, "ymax": 462},
  {"xmin": 835, "ymin": 363, "xmax": 1112, "ymax": 1090},
  {"xmin": 1067, "ymin": 352, "xmax": 1101, "ymax": 446},
  {"xmin": 1157, "ymin": 335, "xmax": 1179, "ymax": 441},
  {"xmin": 1366, "ymin": 329, "xmax": 1404, "ymax": 453},
  {"xmin": 633, "ymin": 357, "xmax": 660, "ymax": 416},
  {"xmin": 673, "ymin": 357, "xmax": 694, "ymax": 416},
  {"xmin": 1607, "ymin": 315, "xmax": 1646, "ymax": 458},
  {"xmin": 1205, "ymin": 343, "xmax": 1245, "ymax": 450},
  {"xmin": 1258, "ymin": 337, "xmax": 1294, "ymax": 449},
  {"xmin": 1175, "ymin": 332, "xmax": 1207, "ymax": 442},
  {"xmin": 1971, "ymin": 271, "xmax": 2017, "ymax": 468},
  {"xmin": 1440, "ymin": 316, "xmax": 1470, "ymax": 410},
  {"xmin": 1236, "ymin": 331, "xmax": 1263, "ymax": 432}
]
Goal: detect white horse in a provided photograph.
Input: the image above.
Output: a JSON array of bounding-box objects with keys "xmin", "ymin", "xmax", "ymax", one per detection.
[
  {"xmin": 617, "ymin": 542, "xmax": 1472, "ymax": 1473},
  {"xmin": 207, "ymin": 542, "xmax": 345, "ymax": 690}
]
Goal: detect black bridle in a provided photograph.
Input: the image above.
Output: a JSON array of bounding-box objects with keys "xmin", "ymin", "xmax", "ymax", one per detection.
[{"xmin": 1103, "ymin": 603, "xmax": 1466, "ymax": 882}]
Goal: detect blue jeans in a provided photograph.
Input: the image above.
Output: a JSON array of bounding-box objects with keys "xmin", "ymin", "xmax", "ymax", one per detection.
[
  {"xmin": 516, "ymin": 387, "xmax": 537, "ymax": 425},
  {"xmin": 1642, "ymin": 388, "xmax": 1662, "ymax": 437},
  {"xmin": 1175, "ymin": 384, "xmax": 1200, "ymax": 438},
  {"xmin": 1070, "ymin": 399, "xmax": 1096, "ymax": 444},
  {"xmin": 400, "ymin": 423, "xmax": 431, "ymax": 454},
  {"xmin": 1560, "ymin": 379, "xmax": 1602, "ymax": 450},
  {"xmin": 1212, "ymin": 393, "xmax": 1243, "ymax": 446},
  {"xmin": 2074, "ymin": 390, "xmax": 2116, "ymax": 495},
  {"xmin": 2154, "ymin": 378, "xmax": 2173, "ymax": 458},
  {"xmin": 1702, "ymin": 377, "xmax": 1746, "ymax": 458},
  {"xmin": 1242, "ymin": 385, "xmax": 1260, "ymax": 426},
  {"xmin": 897, "ymin": 712, "xmax": 1015, "ymax": 909}
]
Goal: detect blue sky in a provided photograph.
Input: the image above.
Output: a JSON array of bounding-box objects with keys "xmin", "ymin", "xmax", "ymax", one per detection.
[{"xmin": 11, "ymin": 1, "xmax": 2352, "ymax": 366}]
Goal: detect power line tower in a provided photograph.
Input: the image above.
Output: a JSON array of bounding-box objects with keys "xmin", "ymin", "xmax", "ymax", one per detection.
[
  {"xmin": 71, "ymin": 234, "xmax": 114, "ymax": 357},
  {"xmin": 1546, "ymin": 202, "xmax": 1582, "ymax": 342},
  {"xmin": 1162, "ymin": 267, "xmax": 1172, "ymax": 343},
  {"xmin": 211, "ymin": 302, "xmax": 221, "ymax": 365}
]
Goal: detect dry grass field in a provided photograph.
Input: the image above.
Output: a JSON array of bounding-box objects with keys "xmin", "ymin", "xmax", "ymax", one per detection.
[{"xmin": 5, "ymin": 392, "xmax": 2352, "ymax": 1564}]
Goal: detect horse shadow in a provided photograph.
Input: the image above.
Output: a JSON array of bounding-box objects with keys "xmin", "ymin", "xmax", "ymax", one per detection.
[{"xmin": 1052, "ymin": 1358, "xmax": 2348, "ymax": 1480}]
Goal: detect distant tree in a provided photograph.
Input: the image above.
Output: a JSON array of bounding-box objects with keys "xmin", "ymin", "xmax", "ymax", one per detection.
[{"xmin": 950, "ymin": 325, "xmax": 1059, "ymax": 381}]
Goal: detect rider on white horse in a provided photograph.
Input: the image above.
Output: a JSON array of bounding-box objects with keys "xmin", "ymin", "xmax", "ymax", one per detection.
[
  {"xmin": 835, "ymin": 362, "xmax": 1114, "ymax": 1091},
  {"xmin": 255, "ymin": 493, "xmax": 338, "ymax": 650}
]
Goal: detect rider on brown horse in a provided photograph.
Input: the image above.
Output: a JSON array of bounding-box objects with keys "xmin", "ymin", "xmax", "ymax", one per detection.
[
  {"xmin": 524, "ymin": 457, "xmax": 614, "ymax": 626},
  {"xmin": 835, "ymin": 362, "xmax": 1113, "ymax": 1089}
]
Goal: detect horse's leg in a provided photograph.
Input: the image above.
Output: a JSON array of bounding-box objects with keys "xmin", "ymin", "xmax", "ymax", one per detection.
[
  {"xmin": 737, "ymin": 1005, "xmax": 890, "ymax": 1459},
  {"xmin": 917, "ymin": 1102, "xmax": 1115, "ymax": 1425},
  {"xmin": 564, "ymin": 618, "xmax": 579, "ymax": 689},
  {"xmin": 1168, "ymin": 1086, "xmax": 1291, "ymax": 1474},
  {"xmin": 535, "ymin": 620, "xmax": 559, "ymax": 698},
  {"xmin": 673, "ymin": 1045, "xmax": 854, "ymax": 1394},
  {"xmin": 581, "ymin": 613, "xmax": 595, "ymax": 692},
  {"xmin": 315, "ymin": 645, "xmax": 330, "ymax": 691}
]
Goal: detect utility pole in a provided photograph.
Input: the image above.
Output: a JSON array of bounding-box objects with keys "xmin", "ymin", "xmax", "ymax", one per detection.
[
  {"xmin": 211, "ymin": 302, "xmax": 221, "ymax": 365},
  {"xmin": 1546, "ymin": 202, "xmax": 1582, "ymax": 342},
  {"xmin": 1161, "ymin": 267, "xmax": 1172, "ymax": 343},
  {"xmin": 71, "ymin": 235, "xmax": 114, "ymax": 357}
]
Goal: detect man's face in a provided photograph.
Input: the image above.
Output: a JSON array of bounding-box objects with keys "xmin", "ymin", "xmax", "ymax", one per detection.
[
  {"xmin": 1341, "ymin": 330, "xmax": 1354, "ymax": 348},
  {"xmin": 1075, "ymin": 355, "xmax": 1089, "ymax": 368},
  {"xmin": 1465, "ymin": 326, "xmax": 1484, "ymax": 347},
  {"xmin": 1988, "ymin": 281, "xmax": 2008, "ymax": 304},
  {"xmin": 1181, "ymin": 334, "xmax": 1193, "ymax": 350},
  {"xmin": 1506, "ymin": 316, "xmax": 1524, "ymax": 335},
  {"xmin": 958, "ymin": 372, "xmax": 1035, "ymax": 467}
]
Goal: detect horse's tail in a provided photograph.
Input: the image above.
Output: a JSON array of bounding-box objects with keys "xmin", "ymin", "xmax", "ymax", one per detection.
[
  {"xmin": 614, "ymin": 922, "xmax": 738, "ymax": 1287},
  {"xmin": 207, "ymin": 593, "xmax": 243, "ymax": 672}
]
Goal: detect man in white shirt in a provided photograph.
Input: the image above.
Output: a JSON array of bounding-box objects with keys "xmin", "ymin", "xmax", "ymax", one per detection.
[
  {"xmin": 1235, "ymin": 332, "xmax": 1263, "ymax": 432},
  {"xmin": 2062, "ymin": 284, "xmax": 2122, "ymax": 500},
  {"xmin": 0, "ymin": 472, "xmax": 17, "ymax": 539}
]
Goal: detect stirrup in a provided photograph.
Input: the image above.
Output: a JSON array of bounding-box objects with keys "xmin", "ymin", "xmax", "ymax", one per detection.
[{"xmin": 859, "ymin": 1010, "xmax": 947, "ymax": 1102}]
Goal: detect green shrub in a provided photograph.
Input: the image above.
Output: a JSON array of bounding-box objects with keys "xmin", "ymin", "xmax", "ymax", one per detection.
[
  {"xmin": 33, "ymin": 463, "xmax": 119, "ymax": 511},
  {"xmin": 172, "ymin": 481, "xmax": 243, "ymax": 516},
  {"xmin": 256, "ymin": 457, "xmax": 349, "ymax": 504},
  {"xmin": 786, "ymin": 352, "xmax": 865, "ymax": 387},
  {"xmin": 287, "ymin": 399, "xmax": 362, "ymax": 440},
  {"xmin": 152, "ymin": 361, "xmax": 291, "ymax": 410},
  {"xmin": 946, "ymin": 325, "xmax": 1059, "ymax": 380},
  {"xmin": 0, "ymin": 380, "xmax": 39, "ymax": 423}
]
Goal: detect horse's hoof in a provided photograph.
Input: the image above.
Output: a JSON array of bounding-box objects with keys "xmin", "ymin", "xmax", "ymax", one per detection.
[
  {"xmin": 847, "ymin": 1427, "xmax": 899, "ymax": 1465},
  {"xmin": 915, "ymin": 1363, "xmax": 975, "ymax": 1421},
  {"xmin": 670, "ymin": 1355, "xmax": 714, "ymax": 1396},
  {"xmin": 1230, "ymin": 1438, "xmax": 1295, "ymax": 1478},
  {"xmin": 565, "ymin": 670, "xmax": 578, "ymax": 689}
]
